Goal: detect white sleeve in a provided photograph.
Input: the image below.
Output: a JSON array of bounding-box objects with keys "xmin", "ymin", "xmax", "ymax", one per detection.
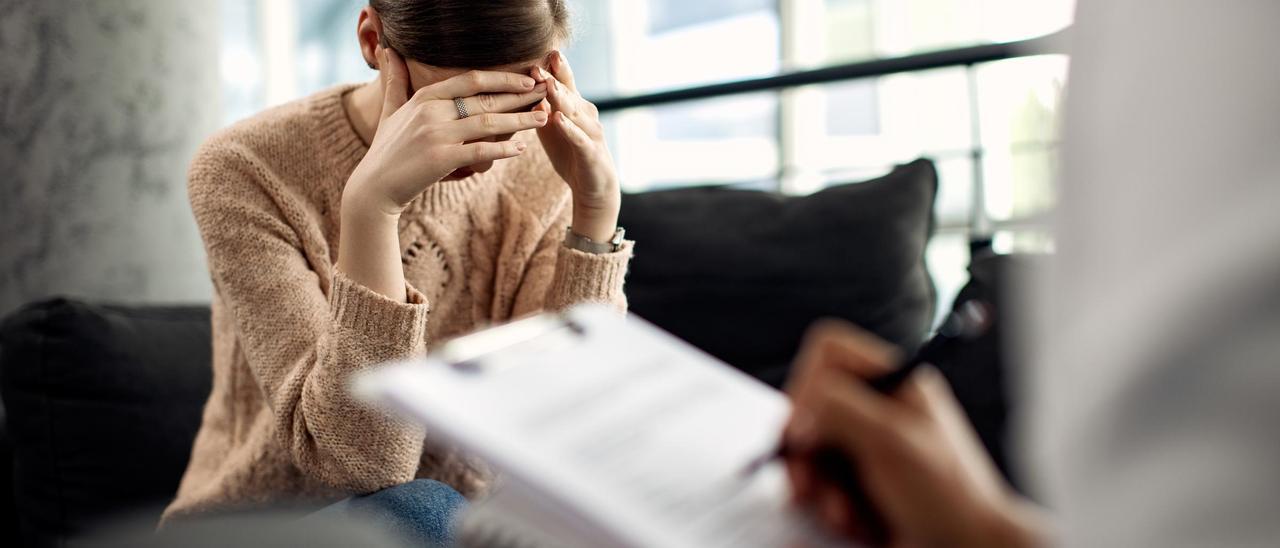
[{"xmin": 1021, "ymin": 1, "xmax": 1280, "ymax": 547}]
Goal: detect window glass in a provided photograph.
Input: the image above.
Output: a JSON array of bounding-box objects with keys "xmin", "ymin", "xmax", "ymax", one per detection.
[
  {"xmin": 788, "ymin": 68, "xmax": 971, "ymax": 195},
  {"xmin": 931, "ymin": 156, "xmax": 975, "ymax": 228},
  {"xmin": 925, "ymin": 231, "xmax": 971, "ymax": 328},
  {"xmin": 648, "ymin": 0, "xmax": 777, "ymax": 33},
  {"xmin": 562, "ymin": 0, "xmax": 617, "ymax": 98},
  {"xmin": 976, "ymin": 54, "xmax": 1067, "ymax": 221},
  {"xmin": 616, "ymin": 0, "xmax": 781, "ymax": 93},
  {"xmin": 606, "ymin": 92, "xmax": 779, "ymax": 192},
  {"xmin": 821, "ymin": 0, "xmax": 877, "ymax": 64},
  {"xmin": 820, "ymin": 0, "xmax": 1074, "ymax": 64},
  {"xmin": 220, "ymin": 0, "xmax": 265, "ymax": 125},
  {"xmin": 295, "ymin": 0, "xmax": 368, "ymax": 98},
  {"xmin": 824, "ymin": 79, "xmax": 880, "ymax": 137},
  {"xmin": 220, "ymin": 0, "xmax": 1076, "ymax": 318},
  {"xmin": 575, "ymin": 0, "xmax": 784, "ymax": 191}
]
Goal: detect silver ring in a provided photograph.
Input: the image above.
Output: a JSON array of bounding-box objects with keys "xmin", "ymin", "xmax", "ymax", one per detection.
[{"xmin": 454, "ymin": 97, "xmax": 470, "ymax": 119}]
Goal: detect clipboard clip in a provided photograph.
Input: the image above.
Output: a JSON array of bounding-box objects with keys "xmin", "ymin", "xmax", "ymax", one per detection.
[{"xmin": 437, "ymin": 312, "xmax": 588, "ymax": 375}]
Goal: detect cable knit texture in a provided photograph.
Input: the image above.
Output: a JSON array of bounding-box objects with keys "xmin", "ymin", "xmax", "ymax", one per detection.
[{"xmin": 162, "ymin": 84, "xmax": 631, "ymax": 522}]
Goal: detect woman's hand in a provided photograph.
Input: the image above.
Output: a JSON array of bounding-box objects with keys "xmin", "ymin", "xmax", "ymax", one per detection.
[
  {"xmin": 337, "ymin": 46, "xmax": 548, "ymax": 301},
  {"xmin": 783, "ymin": 320, "xmax": 1049, "ymax": 548},
  {"xmin": 345, "ymin": 46, "xmax": 551, "ymax": 217},
  {"xmin": 531, "ymin": 51, "xmax": 621, "ymax": 243}
]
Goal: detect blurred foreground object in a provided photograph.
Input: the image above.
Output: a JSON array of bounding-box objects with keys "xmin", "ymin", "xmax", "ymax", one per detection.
[
  {"xmin": 1024, "ymin": 1, "xmax": 1280, "ymax": 546},
  {"xmin": 80, "ymin": 509, "xmax": 411, "ymax": 548}
]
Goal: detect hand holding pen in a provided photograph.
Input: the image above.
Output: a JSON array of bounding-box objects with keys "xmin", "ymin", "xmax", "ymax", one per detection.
[{"xmin": 760, "ymin": 302, "xmax": 1048, "ymax": 547}]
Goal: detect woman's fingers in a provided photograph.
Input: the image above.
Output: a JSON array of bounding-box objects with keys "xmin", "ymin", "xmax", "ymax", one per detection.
[
  {"xmin": 379, "ymin": 47, "xmax": 412, "ymax": 121},
  {"xmin": 553, "ymin": 111, "xmax": 594, "ymax": 149},
  {"xmin": 542, "ymin": 67, "xmax": 576, "ymax": 117},
  {"xmin": 525, "ymin": 69, "xmax": 550, "ymax": 114},
  {"xmin": 447, "ymin": 111, "xmax": 549, "ymax": 142},
  {"xmin": 550, "ymin": 50, "xmax": 577, "ymax": 92},
  {"xmin": 537, "ymin": 65, "xmax": 583, "ymax": 123},
  {"xmin": 456, "ymin": 83, "xmax": 547, "ymax": 117},
  {"xmin": 418, "ymin": 70, "xmax": 536, "ymax": 102},
  {"xmin": 536, "ymin": 64, "xmax": 603, "ymax": 139},
  {"xmin": 449, "ymin": 140, "xmax": 527, "ymax": 166}
]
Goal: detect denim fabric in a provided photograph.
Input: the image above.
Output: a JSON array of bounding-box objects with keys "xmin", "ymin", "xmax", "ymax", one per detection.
[{"xmin": 307, "ymin": 479, "xmax": 468, "ymax": 548}]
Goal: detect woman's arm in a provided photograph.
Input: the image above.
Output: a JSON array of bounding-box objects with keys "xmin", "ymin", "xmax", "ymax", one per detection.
[
  {"xmin": 504, "ymin": 51, "xmax": 632, "ymax": 316},
  {"xmin": 190, "ymin": 48, "xmax": 551, "ymax": 492},
  {"xmin": 510, "ymin": 201, "xmax": 632, "ymax": 317},
  {"xmin": 532, "ymin": 51, "xmax": 621, "ymax": 244},
  {"xmin": 189, "ymin": 144, "xmax": 429, "ymax": 493},
  {"xmin": 338, "ymin": 46, "xmax": 550, "ymax": 300}
]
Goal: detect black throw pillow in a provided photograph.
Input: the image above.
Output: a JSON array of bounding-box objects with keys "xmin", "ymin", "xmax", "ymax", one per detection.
[
  {"xmin": 619, "ymin": 158, "xmax": 937, "ymax": 387},
  {"xmin": 0, "ymin": 299, "xmax": 213, "ymax": 547}
]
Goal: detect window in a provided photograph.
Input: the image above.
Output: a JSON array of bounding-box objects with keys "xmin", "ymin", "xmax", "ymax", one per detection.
[
  {"xmin": 569, "ymin": 0, "xmax": 784, "ymax": 192},
  {"xmin": 219, "ymin": 0, "xmax": 265, "ymax": 125},
  {"xmin": 562, "ymin": 0, "xmax": 1072, "ymax": 322},
  {"xmin": 220, "ymin": 0, "xmax": 1074, "ymax": 326},
  {"xmin": 295, "ymin": 0, "xmax": 369, "ymax": 99}
]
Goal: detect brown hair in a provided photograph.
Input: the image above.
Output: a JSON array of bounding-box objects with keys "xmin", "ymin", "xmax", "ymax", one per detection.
[{"xmin": 370, "ymin": 0, "xmax": 570, "ymax": 68}]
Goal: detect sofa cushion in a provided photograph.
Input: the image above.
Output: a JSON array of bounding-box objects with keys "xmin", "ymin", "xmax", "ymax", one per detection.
[
  {"xmin": 0, "ymin": 159, "xmax": 937, "ymax": 545},
  {"xmin": 0, "ymin": 395, "xmax": 17, "ymax": 548},
  {"xmin": 619, "ymin": 158, "xmax": 937, "ymax": 387},
  {"xmin": 0, "ymin": 299, "xmax": 213, "ymax": 547}
]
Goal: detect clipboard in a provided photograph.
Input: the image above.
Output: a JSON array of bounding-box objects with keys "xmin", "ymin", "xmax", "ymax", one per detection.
[{"xmin": 354, "ymin": 305, "xmax": 851, "ymax": 548}]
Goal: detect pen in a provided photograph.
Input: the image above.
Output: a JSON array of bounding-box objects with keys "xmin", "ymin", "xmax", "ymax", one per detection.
[
  {"xmin": 867, "ymin": 298, "xmax": 993, "ymax": 393},
  {"xmin": 735, "ymin": 299, "xmax": 994, "ymax": 539}
]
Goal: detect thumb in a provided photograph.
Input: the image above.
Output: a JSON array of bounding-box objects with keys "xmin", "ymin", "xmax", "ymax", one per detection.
[{"xmin": 379, "ymin": 46, "xmax": 411, "ymax": 121}]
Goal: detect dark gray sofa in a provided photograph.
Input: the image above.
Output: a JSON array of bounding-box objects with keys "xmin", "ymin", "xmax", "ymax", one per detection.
[{"xmin": 0, "ymin": 159, "xmax": 946, "ymax": 546}]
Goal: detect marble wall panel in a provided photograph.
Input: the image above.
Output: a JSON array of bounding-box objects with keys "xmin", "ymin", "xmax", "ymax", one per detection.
[{"xmin": 0, "ymin": 0, "xmax": 220, "ymax": 316}]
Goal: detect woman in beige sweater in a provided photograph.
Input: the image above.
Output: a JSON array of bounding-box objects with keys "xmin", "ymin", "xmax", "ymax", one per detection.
[{"xmin": 164, "ymin": 1, "xmax": 630, "ymax": 542}]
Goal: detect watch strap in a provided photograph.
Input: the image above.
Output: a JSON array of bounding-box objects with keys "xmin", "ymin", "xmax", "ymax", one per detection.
[{"xmin": 564, "ymin": 226, "xmax": 625, "ymax": 254}]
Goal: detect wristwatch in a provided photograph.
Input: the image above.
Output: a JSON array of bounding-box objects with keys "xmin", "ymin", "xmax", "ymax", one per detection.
[{"xmin": 564, "ymin": 226, "xmax": 626, "ymax": 254}]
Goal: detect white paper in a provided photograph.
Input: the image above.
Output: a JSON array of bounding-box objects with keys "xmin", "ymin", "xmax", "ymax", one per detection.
[{"xmin": 356, "ymin": 306, "xmax": 851, "ymax": 548}]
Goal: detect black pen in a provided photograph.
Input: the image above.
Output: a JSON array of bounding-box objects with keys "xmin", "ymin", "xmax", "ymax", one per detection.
[
  {"xmin": 867, "ymin": 298, "xmax": 994, "ymax": 393},
  {"xmin": 741, "ymin": 298, "xmax": 993, "ymax": 474}
]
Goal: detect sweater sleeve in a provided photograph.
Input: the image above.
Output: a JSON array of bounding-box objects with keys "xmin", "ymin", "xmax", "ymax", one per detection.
[
  {"xmin": 512, "ymin": 202, "xmax": 633, "ymax": 316},
  {"xmin": 189, "ymin": 142, "xmax": 427, "ymax": 494}
]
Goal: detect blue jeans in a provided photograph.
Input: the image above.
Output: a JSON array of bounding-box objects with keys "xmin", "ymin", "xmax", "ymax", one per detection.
[{"xmin": 307, "ymin": 479, "xmax": 468, "ymax": 547}]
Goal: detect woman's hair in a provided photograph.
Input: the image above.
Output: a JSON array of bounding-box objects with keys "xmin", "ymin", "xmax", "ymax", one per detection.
[{"xmin": 370, "ymin": 0, "xmax": 570, "ymax": 68}]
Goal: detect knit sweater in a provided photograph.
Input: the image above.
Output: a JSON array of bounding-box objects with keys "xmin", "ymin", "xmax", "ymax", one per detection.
[{"xmin": 162, "ymin": 84, "xmax": 632, "ymax": 521}]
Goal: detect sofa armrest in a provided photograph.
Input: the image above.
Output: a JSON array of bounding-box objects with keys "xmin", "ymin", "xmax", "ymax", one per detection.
[
  {"xmin": 1, "ymin": 394, "xmax": 20, "ymax": 548},
  {"xmin": 0, "ymin": 299, "xmax": 212, "ymax": 547}
]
